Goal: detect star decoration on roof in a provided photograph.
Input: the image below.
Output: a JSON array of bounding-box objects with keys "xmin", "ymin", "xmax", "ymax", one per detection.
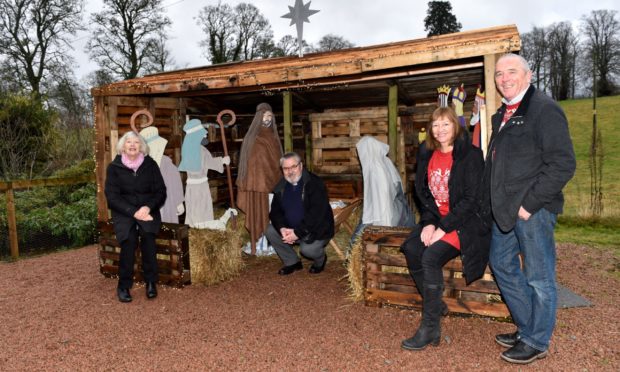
[{"xmin": 281, "ymin": 0, "xmax": 320, "ymax": 57}]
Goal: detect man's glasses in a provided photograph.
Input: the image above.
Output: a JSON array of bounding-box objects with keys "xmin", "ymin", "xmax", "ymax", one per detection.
[{"xmin": 282, "ymin": 162, "xmax": 300, "ymax": 172}]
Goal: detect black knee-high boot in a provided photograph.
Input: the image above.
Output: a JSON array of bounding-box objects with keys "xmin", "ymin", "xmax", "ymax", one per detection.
[
  {"xmin": 401, "ymin": 284, "xmax": 444, "ymax": 351},
  {"xmin": 409, "ymin": 269, "xmax": 448, "ymax": 317}
]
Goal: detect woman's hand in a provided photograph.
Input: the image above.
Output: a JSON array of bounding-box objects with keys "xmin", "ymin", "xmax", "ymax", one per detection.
[
  {"xmin": 429, "ymin": 227, "xmax": 446, "ymax": 245},
  {"xmin": 421, "ymin": 225, "xmax": 436, "ymax": 247},
  {"xmin": 134, "ymin": 206, "xmax": 152, "ymax": 221}
]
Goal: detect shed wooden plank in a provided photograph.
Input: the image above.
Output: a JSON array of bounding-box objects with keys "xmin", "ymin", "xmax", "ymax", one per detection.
[{"xmin": 93, "ymin": 26, "xmax": 519, "ymax": 97}]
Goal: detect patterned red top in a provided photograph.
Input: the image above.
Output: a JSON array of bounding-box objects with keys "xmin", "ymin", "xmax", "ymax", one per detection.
[{"xmin": 428, "ymin": 150, "xmax": 460, "ymax": 249}]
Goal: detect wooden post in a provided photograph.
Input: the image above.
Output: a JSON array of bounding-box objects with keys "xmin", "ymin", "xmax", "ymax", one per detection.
[
  {"xmin": 479, "ymin": 105, "xmax": 488, "ymax": 158},
  {"xmin": 5, "ymin": 184, "xmax": 19, "ymax": 259},
  {"xmin": 283, "ymin": 91, "xmax": 293, "ymax": 152},
  {"xmin": 305, "ymin": 133, "xmax": 312, "ymax": 171},
  {"xmin": 95, "ymin": 96, "xmax": 109, "ymax": 221},
  {"xmin": 388, "ymin": 84, "xmax": 398, "ymax": 161},
  {"xmin": 483, "ymin": 54, "xmax": 502, "ymax": 151},
  {"xmin": 174, "ymin": 98, "xmax": 186, "ymax": 165}
]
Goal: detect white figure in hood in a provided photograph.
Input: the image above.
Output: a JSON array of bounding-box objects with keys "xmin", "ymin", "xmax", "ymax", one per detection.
[
  {"xmin": 139, "ymin": 127, "xmax": 185, "ymax": 224},
  {"xmin": 356, "ymin": 136, "xmax": 414, "ymax": 227}
]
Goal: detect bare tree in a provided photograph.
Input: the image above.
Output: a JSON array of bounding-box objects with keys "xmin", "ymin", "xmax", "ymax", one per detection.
[
  {"xmin": 196, "ymin": 1, "xmax": 274, "ymax": 63},
  {"xmin": 196, "ymin": 1, "xmax": 235, "ymax": 64},
  {"xmin": 149, "ymin": 34, "xmax": 176, "ymax": 73},
  {"xmin": 313, "ymin": 34, "xmax": 355, "ymax": 52},
  {"xmin": 0, "ymin": 0, "xmax": 84, "ymax": 97},
  {"xmin": 547, "ymin": 22, "xmax": 578, "ymax": 100},
  {"xmin": 271, "ymin": 35, "xmax": 309, "ymax": 57},
  {"xmin": 521, "ymin": 27, "xmax": 549, "ymax": 91},
  {"xmin": 85, "ymin": 69, "xmax": 116, "ymax": 89},
  {"xmin": 234, "ymin": 2, "xmax": 273, "ymax": 60},
  {"xmin": 581, "ymin": 9, "xmax": 620, "ymax": 96},
  {"xmin": 86, "ymin": 0, "xmax": 172, "ymax": 80}
]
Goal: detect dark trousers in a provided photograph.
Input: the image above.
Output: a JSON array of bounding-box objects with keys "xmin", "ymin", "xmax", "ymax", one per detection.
[
  {"xmin": 401, "ymin": 233, "xmax": 459, "ymax": 293},
  {"xmin": 118, "ymin": 225, "xmax": 159, "ymax": 289}
]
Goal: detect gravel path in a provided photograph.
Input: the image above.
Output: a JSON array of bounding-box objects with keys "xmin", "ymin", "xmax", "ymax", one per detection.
[{"xmin": 0, "ymin": 243, "xmax": 618, "ymax": 371}]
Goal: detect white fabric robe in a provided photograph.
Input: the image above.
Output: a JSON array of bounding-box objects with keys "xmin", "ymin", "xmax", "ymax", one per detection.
[
  {"xmin": 184, "ymin": 147, "xmax": 224, "ymax": 228},
  {"xmin": 159, "ymin": 155, "xmax": 184, "ymax": 224},
  {"xmin": 356, "ymin": 136, "xmax": 413, "ymax": 227}
]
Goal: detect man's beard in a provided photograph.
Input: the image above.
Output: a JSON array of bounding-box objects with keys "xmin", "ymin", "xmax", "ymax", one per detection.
[{"xmin": 285, "ymin": 174, "xmax": 301, "ymax": 184}]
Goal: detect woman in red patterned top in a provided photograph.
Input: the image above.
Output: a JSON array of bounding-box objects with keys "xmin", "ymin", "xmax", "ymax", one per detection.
[{"xmin": 400, "ymin": 107, "xmax": 490, "ymax": 351}]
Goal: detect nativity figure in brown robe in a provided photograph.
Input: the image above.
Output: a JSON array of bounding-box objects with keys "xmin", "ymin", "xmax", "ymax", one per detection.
[{"xmin": 236, "ymin": 103, "xmax": 283, "ymax": 254}]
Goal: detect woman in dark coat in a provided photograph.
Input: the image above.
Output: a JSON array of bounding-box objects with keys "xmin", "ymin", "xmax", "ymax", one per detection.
[
  {"xmin": 400, "ymin": 107, "xmax": 490, "ymax": 350},
  {"xmin": 105, "ymin": 131, "xmax": 166, "ymax": 303}
]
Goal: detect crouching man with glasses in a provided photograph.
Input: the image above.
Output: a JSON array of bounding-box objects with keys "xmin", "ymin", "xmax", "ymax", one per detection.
[{"xmin": 265, "ymin": 152, "xmax": 335, "ymax": 275}]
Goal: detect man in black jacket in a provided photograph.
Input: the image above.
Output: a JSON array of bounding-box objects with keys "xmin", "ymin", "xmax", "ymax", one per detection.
[
  {"xmin": 483, "ymin": 53, "xmax": 576, "ymax": 365},
  {"xmin": 265, "ymin": 152, "xmax": 334, "ymax": 275}
]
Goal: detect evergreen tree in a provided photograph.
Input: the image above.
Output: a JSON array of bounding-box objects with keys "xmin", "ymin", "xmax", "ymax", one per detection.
[{"xmin": 424, "ymin": 1, "xmax": 462, "ymax": 37}]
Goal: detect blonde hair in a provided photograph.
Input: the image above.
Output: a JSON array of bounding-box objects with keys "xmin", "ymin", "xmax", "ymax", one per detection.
[
  {"xmin": 425, "ymin": 107, "xmax": 462, "ymax": 151},
  {"xmin": 116, "ymin": 131, "xmax": 149, "ymax": 155}
]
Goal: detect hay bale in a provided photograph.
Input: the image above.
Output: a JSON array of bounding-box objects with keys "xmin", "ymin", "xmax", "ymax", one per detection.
[
  {"xmin": 346, "ymin": 229, "xmax": 365, "ymax": 302},
  {"xmin": 189, "ymin": 212, "xmax": 245, "ymax": 286}
]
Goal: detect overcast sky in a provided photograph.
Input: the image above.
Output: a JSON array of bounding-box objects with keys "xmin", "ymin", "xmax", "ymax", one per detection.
[{"xmin": 72, "ymin": 0, "xmax": 620, "ymax": 80}]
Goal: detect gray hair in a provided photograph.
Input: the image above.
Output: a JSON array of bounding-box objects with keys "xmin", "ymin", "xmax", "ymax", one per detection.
[
  {"xmin": 497, "ymin": 53, "xmax": 531, "ymax": 72},
  {"xmin": 116, "ymin": 131, "xmax": 149, "ymax": 155},
  {"xmin": 279, "ymin": 152, "xmax": 302, "ymax": 167}
]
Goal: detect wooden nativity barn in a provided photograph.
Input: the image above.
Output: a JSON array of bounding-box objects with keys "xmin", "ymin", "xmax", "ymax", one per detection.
[{"xmin": 93, "ymin": 25, "xmax": 520, "ymax": 317}]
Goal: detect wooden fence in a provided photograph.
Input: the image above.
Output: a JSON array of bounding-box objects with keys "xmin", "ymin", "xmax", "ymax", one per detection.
[{"xmin": 0, "ymin": 174, "xmax": 96, "ymax": 259}]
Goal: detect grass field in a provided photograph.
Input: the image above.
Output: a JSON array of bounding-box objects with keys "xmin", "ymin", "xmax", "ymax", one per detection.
[{"xmin": 557, "ymin": 95, "xmax": 620, "ymax": 250}]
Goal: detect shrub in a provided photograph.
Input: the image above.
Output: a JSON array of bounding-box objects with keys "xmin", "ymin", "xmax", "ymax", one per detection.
[{"xmin": 0, "ymin": 159, "xmax": 97, "ymax": 256}]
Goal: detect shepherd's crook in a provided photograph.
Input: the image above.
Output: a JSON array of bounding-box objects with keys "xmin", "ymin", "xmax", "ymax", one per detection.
[{"xmin": 216, "ymin": 109, "xmax": 237, "ymax": 228}]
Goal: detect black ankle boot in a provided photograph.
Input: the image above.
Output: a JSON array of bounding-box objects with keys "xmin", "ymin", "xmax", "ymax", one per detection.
[
  {"xmin": 401, "ymin": 320, "xmax": 441, "ymax": 350},
  {"xmin": 146, "ymin": 281, "xmax": 157, "ymax": 299},
  {"xmin": 117, "ymin": 287, "xmax": 132, "ymax": 303}
]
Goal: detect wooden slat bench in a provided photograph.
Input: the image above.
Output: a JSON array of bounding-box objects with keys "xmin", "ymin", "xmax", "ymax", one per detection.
[
  {"xmin": 363, "ymin": 226, "xmax": 509, "ymax": 318},
  {"xmin": 97, "ymin": 221, "xmax": 190, "ymax": 287}
]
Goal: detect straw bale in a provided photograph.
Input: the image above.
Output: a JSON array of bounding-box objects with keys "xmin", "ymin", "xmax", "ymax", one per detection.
[
  {"xmin": 345, "ymin": 228, "xmax": 365, "ymax": 302},
  {"xmin": 189, "ymin": 212, "xmax": 246, "ymax": 286}
]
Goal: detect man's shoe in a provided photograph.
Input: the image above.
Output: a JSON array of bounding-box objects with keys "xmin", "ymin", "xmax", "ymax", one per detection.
[
  {"xmin": 117, "ymin": 288, "xmax": 132, "ymax": 303},
  {"xmin": 309, "ymin": 256, "xmax": 327, "ymax": 274},
  {"xmin": 495, "ymin": 331, "xmax": 519, "ymax": 348},
  {"xmin": 278, "ymin": 261, "xmax": 303, "ymax": 275},
  {"xmin": 501, "ymin": 341, "xmax": 548, "ymax": 364},
  {"xmin": 146, "ymin": 282, "xmax": 157, "ymax": 299}
]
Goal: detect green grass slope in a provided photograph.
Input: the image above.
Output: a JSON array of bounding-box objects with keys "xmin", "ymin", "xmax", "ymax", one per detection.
[{"xmin": 557, "ymin": 95, "xmax": 620, "ymax": 250}]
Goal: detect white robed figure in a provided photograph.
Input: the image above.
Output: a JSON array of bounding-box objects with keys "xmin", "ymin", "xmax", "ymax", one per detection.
[{"xmin": 356, "ymin": 136, "xmax": 414, "ymax": 227}]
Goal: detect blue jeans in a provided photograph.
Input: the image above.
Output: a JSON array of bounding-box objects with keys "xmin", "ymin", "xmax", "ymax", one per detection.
[{"xmin": 489, "ymin": 208, "xmax": 557, "ymax": 351}]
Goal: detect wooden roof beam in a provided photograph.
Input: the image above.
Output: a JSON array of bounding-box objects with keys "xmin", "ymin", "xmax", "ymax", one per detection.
[{"xmin": 92, "ymin": 25, "xmax": 519, "ymax": 97}]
